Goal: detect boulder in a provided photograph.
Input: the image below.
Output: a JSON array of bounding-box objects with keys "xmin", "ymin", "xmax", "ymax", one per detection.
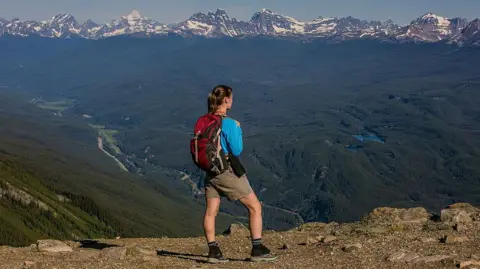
[
  {"xmin": 363, "ymin": 207, "xmax": 431, "ymax": 226},
  {"xmin": 304, "ymin": 234, "xmax": 324, "ymax": 245},
  {"xmin": 99, "ymin": 247, "xmax": 127, "ymax": 260},
  {"xmin": 37, "ymin": 240, "xmax": 73, "ymax": 253},
  {"xmin": 342, "ymin": 243, "xmax": 362, "ymax": 252},
  {"xmin": 132, "ymin": 246, "xmax": 157, "ymax": 256},
  {"xmin": 322, "ymin": 236, "xmax": 337, "ymax": 244},
  {"xmin": 454, "ymin": 223, "xmax": 468, "ymax": 232},
  {"xmin": 442, "ymin": 235, "xmax": 470, "ymax": 244},
  {"xmin": 441, "ymin": 203, "xmax": 480, "ymax": 224},
  {"xmin": 223, "ymin": 223, "xmax": 250, "ymax": 237}
]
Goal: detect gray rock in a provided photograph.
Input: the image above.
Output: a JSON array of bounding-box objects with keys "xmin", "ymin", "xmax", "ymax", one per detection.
[
  {"xmin": 442, "ymin": 210, "xmax": 472, "ymax": 223},
  {"xmin": 386, "ymin": 252, "xmax": 421, "ymax": 262},
  {"xmin": 99, "ymin": 247, "xmax": 127, "ymax": 260},
  {"xmin": 134, "ymin": 246, "xmax": 157, "ymax": 256},
  {"xmin": 342, "ymin": 243, "xmax": 362, "ymax": 252},
  {"xmin": 441, "ymin": 203, "xmax": 480, "ymax": 223},
  {"xmin": 363, "ymin": 207, "xmax": 431, "ymax": 226},
  {"xmin": 443, "ymin": 235, "xmax": 470, "ymax": 244},
  {"xmin": 37, "ymin": 240, "xmax": 73, "ymax": 253},
  {"xmin": 223, "ymin": 223, "xmax": 250, "ymax": 237},
  {"xmin": 21, "ymin": 261, "xmax": 36, "ymax": 268},
  {"xmin": 322, "ymin": 236, "xmax": 337, "ymax": 244},
  {"xmin": 304, "ymin": 233, "xmax": 324, "ymax": 245}
]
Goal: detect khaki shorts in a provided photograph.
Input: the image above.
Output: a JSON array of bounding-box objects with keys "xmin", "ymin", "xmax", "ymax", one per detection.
[{"xmin": 205, "ymin": 169, "xmax": 254, "ymax": 201}]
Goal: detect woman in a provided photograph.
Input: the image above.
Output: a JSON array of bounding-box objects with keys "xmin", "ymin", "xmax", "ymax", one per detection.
[{"xmin": 203, "ymin": 85, "xmax": 277, "ymax": 263}]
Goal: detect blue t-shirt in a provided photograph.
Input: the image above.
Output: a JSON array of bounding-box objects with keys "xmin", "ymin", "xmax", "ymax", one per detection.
[{"xmin": 220, "ymin": 117, "xmax": 243, "ymax": 156}]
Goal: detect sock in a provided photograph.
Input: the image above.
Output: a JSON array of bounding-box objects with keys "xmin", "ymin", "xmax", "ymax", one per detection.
[
  {"xmin": 208, "ymin": 241, "xmax": 218, "ymax": 248},
  {"xmin": 252, "ymin": 238, "xmax": 262, "ymax": 246}
]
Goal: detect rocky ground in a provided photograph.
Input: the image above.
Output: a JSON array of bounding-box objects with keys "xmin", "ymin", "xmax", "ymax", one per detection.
[{"xmin": 2, "ymin": 203, "xmax": 480, "ymax": 269}]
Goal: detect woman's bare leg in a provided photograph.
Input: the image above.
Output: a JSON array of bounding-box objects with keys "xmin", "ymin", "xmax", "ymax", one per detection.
[
  {"xmin": 239, "ymin": 192, "xmax": 262, "ymax": 239},
  {"xmin": 204, "ymin": 197, "xmax": 221, "ymax": 243}
]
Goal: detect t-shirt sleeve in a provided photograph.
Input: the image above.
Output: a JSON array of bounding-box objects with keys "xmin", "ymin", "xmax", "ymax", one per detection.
[{"xmin": 223, "ymin": 118, "xmax": 243, "ymax": 156}]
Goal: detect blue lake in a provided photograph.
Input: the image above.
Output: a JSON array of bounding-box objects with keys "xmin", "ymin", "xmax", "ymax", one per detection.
[{"xmin": 353, "ymin": 134, "xmax": 384, "ymax": 143}]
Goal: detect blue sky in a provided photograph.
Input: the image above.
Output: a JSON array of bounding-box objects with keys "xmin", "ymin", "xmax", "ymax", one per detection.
[{"xmin": 1, "ymin": 0, "xmax": 479, "ymax": 25}]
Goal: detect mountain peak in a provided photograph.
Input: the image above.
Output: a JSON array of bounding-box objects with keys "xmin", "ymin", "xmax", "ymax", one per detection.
[
  {"xmin": 413, "ymin": 12, "xmax": 450, "ymax": 26},
  {"xmin": 83, "ymin": 19, "xmax": 99, "ymax": 28},
  {"xmin": 260, "ymin": 8, "xmax": 275, "ymax": 14},
  {"xmin": 51, "ymin": 14, "xmax": 77, "ymax": 24},
  {"xmin": 126, "ymin": 10, "xmax": 142, "ymax": 21},
  {"xmin": 215, "ymin": 8, "xmax": 228, "ymax": 16},
  {"xmin": 422, "ymin": 12, "xmax": 437, "ymax": 18}
]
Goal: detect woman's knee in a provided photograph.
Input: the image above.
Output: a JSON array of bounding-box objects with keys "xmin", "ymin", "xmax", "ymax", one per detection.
[
  {"xmin": 244, "ymin": 197, "xmax": 262, "ymax": 215},
  {"xmin": 252, "ymin": 201, "xmax": 262, "ymax": 215},
  {"xmin": 204, "ymin": 197, "xmax": 220, "ymax": 217}
]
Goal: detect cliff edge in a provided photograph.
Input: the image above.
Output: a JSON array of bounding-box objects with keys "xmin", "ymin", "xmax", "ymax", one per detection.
[{"xmin": 2, "ymin": 203, "xmax": 480, "ymax": 269}]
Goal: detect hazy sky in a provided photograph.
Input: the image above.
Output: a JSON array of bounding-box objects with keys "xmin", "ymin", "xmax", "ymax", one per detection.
[{"xmin": 1, "ymin": 0, "xmax": 479, "ymax": 25}]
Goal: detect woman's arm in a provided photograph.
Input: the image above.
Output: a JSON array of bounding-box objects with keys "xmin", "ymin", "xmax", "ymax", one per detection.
[{"xmin": 223, "ymin": 118, "xmax": 243, "ymax": 156}]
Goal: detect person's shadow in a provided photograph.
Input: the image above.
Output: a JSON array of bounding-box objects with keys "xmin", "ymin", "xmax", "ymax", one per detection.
[
  {"xmin": 75, "ymin": 240, "xmax": 119, "ymax": 250},
  {"xmin": 157, "ymin": 250, "xmax": 247, "ymax": 263}
]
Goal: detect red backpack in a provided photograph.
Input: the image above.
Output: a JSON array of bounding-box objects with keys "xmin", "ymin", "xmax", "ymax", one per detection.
[{"xmin": 190, "ymin": 114, "xmax": 228, "ymax": 175}]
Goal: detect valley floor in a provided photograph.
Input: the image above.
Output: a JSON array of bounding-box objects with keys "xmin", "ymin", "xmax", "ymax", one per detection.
[{"xmin": 2, "ymin": 205, "xmax": 480, "ymax": 269}]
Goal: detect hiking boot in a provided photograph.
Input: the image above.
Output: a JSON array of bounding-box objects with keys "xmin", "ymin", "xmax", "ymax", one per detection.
[
  {"xmin": 249, "ymin": 243, "xmax": 277, "ymax": 262},
  {"xmin": 207, "ymin": 245, "xmax": 228, "ymax": 264}
]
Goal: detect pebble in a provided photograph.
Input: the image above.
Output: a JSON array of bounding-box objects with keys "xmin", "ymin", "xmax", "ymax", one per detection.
[
  {"xmin": 443, "ymin": 235, "xmax": 470, "ymax": 244},
  {"xmin": 322, "ymin": 236, "xmax": 337, "ymax": 244},
  {"xmin": 342, "ymin": 243, "xmax": 362, "ymax": 252},
  {"xmin": 386, "ymin": 252, "xmax": 420, "ymax": 262},
  {"xmin": 305, "ymin": 234, "xmax": 324, "ymax": 245},
  {"xmin": 22, "ymin": 261, "xmax": 36, "ymax": 268}
]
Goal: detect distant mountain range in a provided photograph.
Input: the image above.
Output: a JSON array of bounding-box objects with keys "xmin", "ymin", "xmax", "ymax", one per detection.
[{"xmin": 0, "ymin": 9, "xmax": 479, "ymax": 45}]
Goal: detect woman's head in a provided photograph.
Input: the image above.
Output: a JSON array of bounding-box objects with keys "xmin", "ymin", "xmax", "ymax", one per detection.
[{"xmin": 207, "ymin": 85, "xmax": 233, "ymax": 114}]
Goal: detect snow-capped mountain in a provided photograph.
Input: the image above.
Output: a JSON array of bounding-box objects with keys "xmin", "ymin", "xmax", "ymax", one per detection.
[
  {"xmin": 46, "ymin": 14, "xmax": 83, "ymax": 38},
  {"xmin": 247, "ymin": 9, "xmax": 399, "ymax": 40},
  {"xmin": 171, "ymin": 9, "xmax": 255, "ymax": 37},
  {"xmin": 0, "ymin": 9, "xmax": 477, "ymax": 45},
  {"xmin": 93, "ymin": 10, "xmax": 168, "ymax": 38},
  {"xmin": 397, "ymin": 13, "xmax": 469, "ymax": 42},
  {"xmin": 450, "ymin": 19, "xmax": 480, "ymax": 46},
  {"xmin": 249, "ymin": 9, "xmax": 307, "ymax": 36}
]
